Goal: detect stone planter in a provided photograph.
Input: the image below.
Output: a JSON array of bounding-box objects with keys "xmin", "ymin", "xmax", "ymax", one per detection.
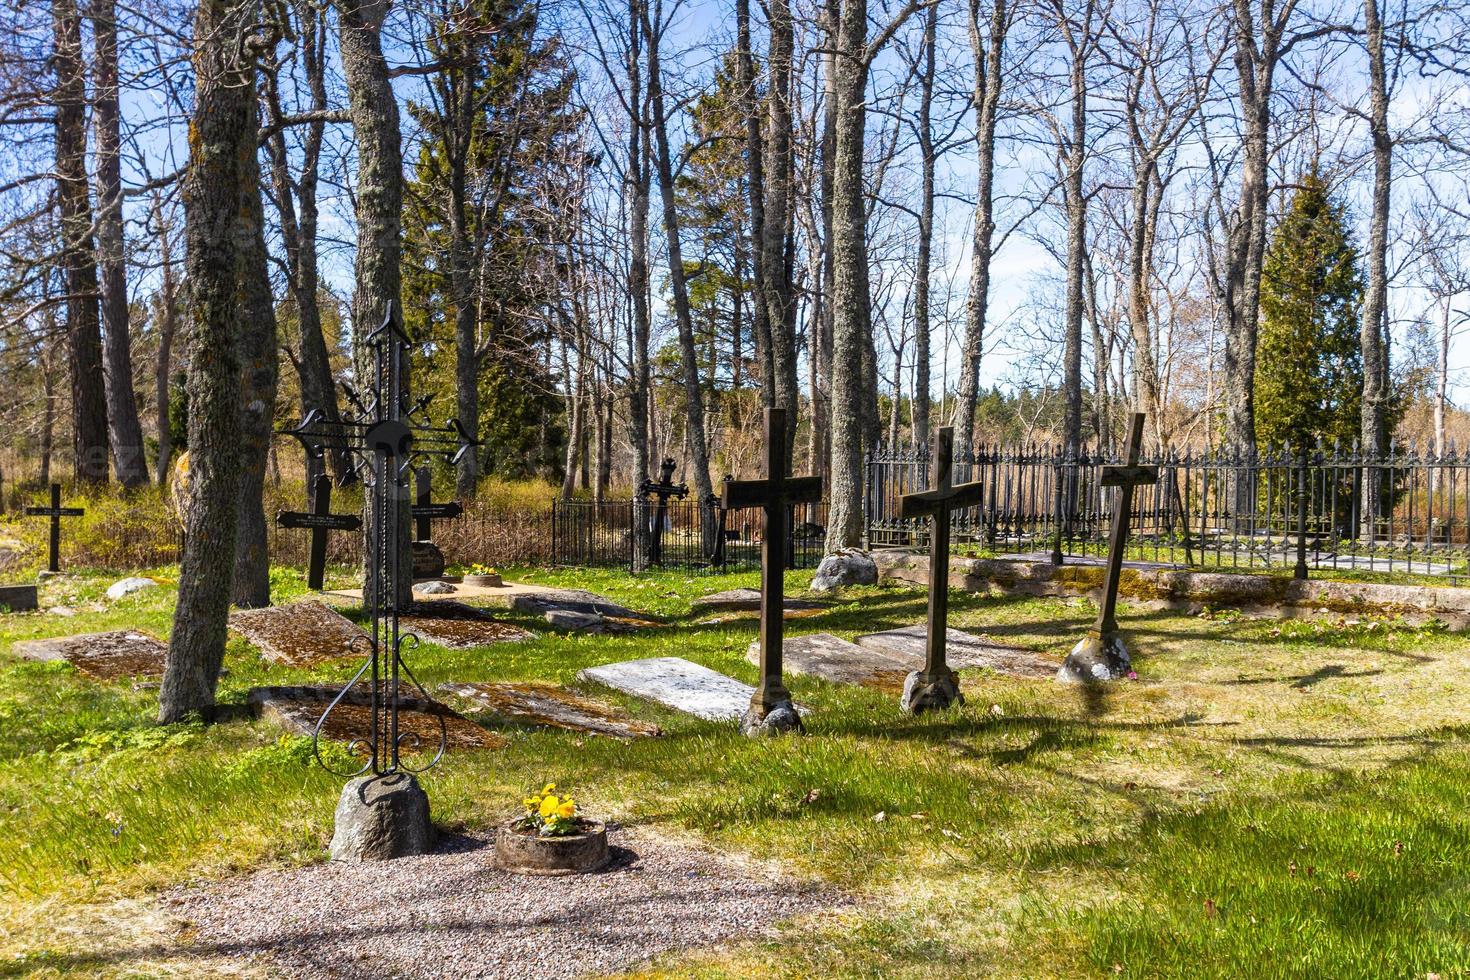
[
  {"xmin": 494, "ymin": 819, "xmax": 609, "ymax": 876},
  {"xmin": 464, "ymin": 573, "xmax": 504, "ymax": 588}
]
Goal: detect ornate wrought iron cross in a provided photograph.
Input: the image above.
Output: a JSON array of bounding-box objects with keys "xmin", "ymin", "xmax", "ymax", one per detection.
[{"xmin": 282, "ymin": 305, "xmax": 476, "ymax": 777}]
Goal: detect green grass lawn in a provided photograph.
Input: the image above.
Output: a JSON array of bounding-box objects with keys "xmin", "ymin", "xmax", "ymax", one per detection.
[{"xmin": 2, "ymin": 564, "xmax": 1468, "ymax": 978}]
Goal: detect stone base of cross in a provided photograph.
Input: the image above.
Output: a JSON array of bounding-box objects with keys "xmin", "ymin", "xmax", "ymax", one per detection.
[{"xmin": 1058, "ymin": 412, "xmax": 1156, "ymax": 684}]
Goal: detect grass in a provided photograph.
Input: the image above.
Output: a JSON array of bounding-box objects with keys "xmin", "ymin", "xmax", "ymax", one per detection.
[{"xmin": 1, "ymin": 563, "xmax": 1468, "ymax": 978}]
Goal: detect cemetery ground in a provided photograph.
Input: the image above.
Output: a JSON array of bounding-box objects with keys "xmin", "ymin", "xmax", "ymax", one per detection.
[{"xmin": 2, "ymin": 566, "xmax": 1469, "ymax": 978}]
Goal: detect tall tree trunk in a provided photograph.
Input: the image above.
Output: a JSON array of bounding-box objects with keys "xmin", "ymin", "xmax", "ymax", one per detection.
[
  {"xmin": 736, "ymin": 0, "xmax": 772, "ymax": 410},
  {"xmin": 90, "ymin": 0, "xmax": 148, "ymax": 487},
  {"xmin": 232, "ymin": 115, "xmax": 279, "ymax": 609},
  {"xmin": 644, "ymin": 7, "xmax": 714, "ymax": 504},
  {"xmin": 161, "ymin": 0, "xmax": 252, "ymax": 723},
  {"xmin": 152, "ymin": 201, "xmax": 177, "ymax": 485},
  {"xmin": 1059, "ymin": 14, "xmax": 1090, "ymax": 452},
  {"xmin": 1359, "ymin": 0, "xmax": 1391, "ymax": 523},
  {"xmin": 625, "ymin": 0, "xmax": 653, "ymax": 563},
  {"xmin": 912, "ymin": 1, "xmax": 937, "ymax": 450},
  {"xmin": 339, "ymin": 0, "xmax": 409, "ymax": 607},
  {"xmin": 954, "ymin": 0, "xmax": 1008, "ymax": 470},
  {"xmin": 53, "ymin": 0, "xmax": 109, "ymax": 484},
  {"xmin": 760, "ymin": 0, "xmax": 800, "ymax": 462}
]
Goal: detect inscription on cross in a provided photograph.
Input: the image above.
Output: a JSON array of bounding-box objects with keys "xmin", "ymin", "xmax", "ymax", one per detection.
[
  {"xmin": 276, "ymin": 474, "xmax": 362, "ymax": 590},
  {"xmin": 1059, "ymin": 411, "xmax": 1158, "ymax": 683},
  {"xmin": 412, "ymin": 466, "xmax": 462, "ymax": 541},
  {"xmin": 898, "ymin": 427, "xmax": 984, "ymax": 713},
  {"xmin": 24, "ymin": 483, "xmax": 85, "ymax": 574},
  {"xmin": 722, "ymin": 408, "xmax": 821, "ymax": 736}
]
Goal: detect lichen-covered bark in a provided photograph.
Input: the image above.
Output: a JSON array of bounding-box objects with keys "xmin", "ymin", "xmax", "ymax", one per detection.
[
  {"xmin": 52, "ymin": 0, "xmax": 109, "ymax": 484},
  {"xmin": 160, "ymin": 0, "xmax": 253, "ymax": 722}
]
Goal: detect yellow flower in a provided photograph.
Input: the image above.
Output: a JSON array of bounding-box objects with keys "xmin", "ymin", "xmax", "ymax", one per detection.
[
  {"xmin": 539, "ymin": 795, "xmax": 560, "ymax": 818},
  {"xmin": 541, "ymin": 783, "xmax": 555, "ymax": 795},
  {"xmin": 556, "ymin": 802, "xmax": 576, "ymax": 819}
]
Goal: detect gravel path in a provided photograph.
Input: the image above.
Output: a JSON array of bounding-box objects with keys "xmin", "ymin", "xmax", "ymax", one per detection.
[{"xmin": 164, "ymin": 828, "xmax": 841, "ymax": 979}]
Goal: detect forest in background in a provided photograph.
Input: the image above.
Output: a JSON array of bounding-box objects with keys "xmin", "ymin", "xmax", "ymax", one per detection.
[{"xmin": 2, "ymin": 0, "xmax": 1470, "ymax": 552}]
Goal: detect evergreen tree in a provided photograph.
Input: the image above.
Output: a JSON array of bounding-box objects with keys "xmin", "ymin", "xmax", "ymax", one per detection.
[{"xmin": 1254, "ymin": 174, "xmax": 1365, "ymax": 452}]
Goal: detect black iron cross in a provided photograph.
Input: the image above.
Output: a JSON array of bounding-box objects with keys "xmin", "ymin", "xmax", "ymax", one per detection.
[
  {"xmin": 411, "ymin": 466, "xmax": 462, "ymax": 541},
  {"xmin": 722, "ymin": 408, "xmax": 821, "ymax": 725},
  {"xmin": 1094, "ymin": 412, "xmax": 1157, "ymax": 635},
  {"xmin": 899, "ymin": 427, "xmax": 985, "ymax": 692},
  {"xmin": 639, "ymin": 457, "xmax": 688, "ymax": 564},
  {"xmin": 24, "ymin": 483, "xmax": 85, "ymax": 573},
  {"xmin": 276, "ymin": 474, "xmax": 361, "ymax": 590}
]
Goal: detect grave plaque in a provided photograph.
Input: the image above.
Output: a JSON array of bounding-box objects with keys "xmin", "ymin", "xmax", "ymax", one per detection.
[
  {"xmin": 276, "ymin": 474, "xmax": 361, "ymax": 590},
  {"xmin": 896, "ymin": 426, "xmax": 985, "ymax": 712},
  {"xmin": 1058, "ymin": 411, "xmax": 1157, "ymax": 683},
  {"xmin": 722, "ymin": 407, "xmax": 822, "ymax": 736},
  {"xmin": 24, "ymin": 484, "xmax": 85, "ymax": 574}
]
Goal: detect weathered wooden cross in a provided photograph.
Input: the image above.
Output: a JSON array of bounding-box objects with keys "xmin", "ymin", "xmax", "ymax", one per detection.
[
  {"xmin": 722, "ymin": 407, "xmax": 821, "ymax": 735},
  {"xmin": 24, "ymin": 483, "xmax": 85, "ymax": 574},
  {"xmin": 898, "ymin": 426, "xmax": 984, "ymax": 712},
  {"xmin": 276, "ymin": 474, "xmax": 361, "ymax": 590},
  {"xmin": 1059, "ymin": 411, "xmax": 1157, "ymax": 683},
  {"xmin": 639, "ymin": 457, "xmax": 688, "ymax": 564},
  {"xmin": 412, "ymin": 466, "xmax": 462, "ymax": 541}
]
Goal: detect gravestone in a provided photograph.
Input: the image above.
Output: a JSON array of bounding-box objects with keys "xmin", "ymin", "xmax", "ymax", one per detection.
[
  {"xmin": 440, "ymin": 681, "xmax": 661, "ymax": 739},
  {"xmin": 746, "ymin": 633, "xmax": 908, "ymax": 690},
  {"xmin": 855, "ymin": 625, "xmax": 1060, "ymax": 679},
  {"xmin": 23, "ymin": 483, "xmax": 85, "ymax": 574},
  {"xmin": 578, "ymin": 657, "xmax": 762, "ymax": 722},
  {"xmin": 722, "ymin": 406, "xmax": 822, "ymax": 736},
  {"xmin": 691, "ymin": 588, "xmax": 827, "ymax": 614},
  {"xmin": 1059, "ymin": 411, "xmax": 1157, "ymax": 683},
  {"xmin": 0, "ymin": 584, "xmax": 38, "ymax": 612},
  {"xmin": 12, "ymin": 629, "xmax": 168, "ymax": 679},
  {"xmin": 229, "ymin": 600, "xmax": 370, "ymax": 667},
  {"xmin": 276, "ymin": 474, "xmax": 360, "ymax": 591},
  {"xmin": 895, "ymin": 425, "xmax": 986, "ymax": 712},
  {"xmin": 249, "ymin": 685, "xmax": 504, "ymax": 751},
  {"xmin": 398, "ymin": 602, "xmax": 533, "ymax": 648}
]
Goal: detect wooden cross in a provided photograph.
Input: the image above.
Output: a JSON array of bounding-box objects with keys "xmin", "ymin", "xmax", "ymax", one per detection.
[
  {"xmin": 722, "ymin": 407, "xmax": 821, "ymax": 723},
  {"xmin": 411, "ymin": 466, "xmax": 462, "ymax": 541},
  {"xmin": 24, "ymin": 484, "xmax": 85, "ymax": 574},
  {"xmin": 899, "ymin": 427, "xmax": 985, "ymax": 690},
  {"xmin": 276, "ymin": 474, "xmax": 361, "ymax": 590},
  {"xmin": 1094, "ymin": 412, "xmax": 1157, "ymax": 636}
]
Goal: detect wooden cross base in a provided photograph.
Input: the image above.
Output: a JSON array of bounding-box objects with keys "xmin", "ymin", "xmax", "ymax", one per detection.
[{"xmin": 899, "ymin": 669, "xmax": 964, "ymax": 714}]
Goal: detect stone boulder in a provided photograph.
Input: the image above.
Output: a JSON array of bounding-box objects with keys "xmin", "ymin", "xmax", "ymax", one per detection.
[
  {"xmin": 412, "ymin": 580, "xmax": 457, "ymax": 595},
  {"xmin": 1057, "ymin": 632, "xmax": 1132, "ymax": 683},
  {"xmin": 810, "ymin": 549, "xmax": 878, "ymax": 592},
  {"xmin": 106, "ymin": 577, "xmax": 157, "ymax": 601},
  {"xmin": 330, "ymin": 772, "xmax": 435, "ymax": 862},
  {"xmin": 412, "ymin": 541, "xmax": 446, "ymax": 580}
]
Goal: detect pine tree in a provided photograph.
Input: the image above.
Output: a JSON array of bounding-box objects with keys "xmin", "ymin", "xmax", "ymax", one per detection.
[{"xmin": 1254, "ymin": 174, "xmax": 1364, "ymax": 452}]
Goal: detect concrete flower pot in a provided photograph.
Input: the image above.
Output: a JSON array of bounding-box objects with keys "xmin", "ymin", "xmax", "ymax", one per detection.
[
  {"xmin": 464, "ymin": 573, "xmax": 504, "ymax": 588},
  {"xmin": 494, "ymin": 819, "xmax": 609, "ymax": 876}
]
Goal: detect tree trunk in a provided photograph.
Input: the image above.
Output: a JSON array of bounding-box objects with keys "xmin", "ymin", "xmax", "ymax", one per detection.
[
  {"xmin": 90, "ymin": 0, "xmax": 148, "ymax": 487},
  {"xmin": 736, "ymin": 0, "xmax": 772, "ymax": 410},
  {"xmin": 760, "ymin": 0, "xmax": 800, "ymax": 462},
  {"xmin": 1359, "ymin": 0, "xmax": 1391, "ymax": 524},
  {"xmin": 53, "ymin": 0, "xmax": 109, "ymax": 484},
  {"xmin": 953, "ymin": 0, "xmax": 1008, "ymax": 471},
  {"xmin": 160, "ymin": 0, "xmax": 253, "ymax": 723},
  {"xmin": 339, "ymin": 0, "xmax": 410, "ymax": 608},
  {"xmin": 911, "ymin": 1, "xmax": 937, "ymax": 450},
  {"xmin": 1060, "ymin": 22, "xmax": 1088, "ymax": 452},
  {"xmin": 232, "ymin": 112, "xmax": 279, "ymax": 610},
  {"xmin": 152, "ymin": 199, "xmax": 177, "ymax": 485}
]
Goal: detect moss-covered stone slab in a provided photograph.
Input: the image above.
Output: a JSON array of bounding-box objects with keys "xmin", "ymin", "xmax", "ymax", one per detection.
[
  {"xmin": 440, "ymin": 681, "xmax": 661, "ymax": 739},
  {"xmin": 398, "ymin": 601, "xmax": 534, "ymax": 649},
  {"xmin": 229, "ymin": 600, "xmax": 369, "ymax": 667},
  {"xmin": 577, "ymin": 657, "xmax": 757, "ymax": 721},
  {"xmin": 248, "ymin": 685, "xmax": 505, "ymax": 752},
  {"xmin": 11, "ymin": 629, "xmax": 167, "ymax": 679},
  {"xmin": 854, "ymin": 625, "xmax": 1060, "ymax": 679},
  {"xmin": 691, "ymin": 588, "xmax": 827, "ymax": 613},
  {"xmin": 745, "ymin": 632, "xmax": 909, "ymax": 690},
  {"xmin": 504, "ymin": 588, "xmax": 652, "ymax": 622}
]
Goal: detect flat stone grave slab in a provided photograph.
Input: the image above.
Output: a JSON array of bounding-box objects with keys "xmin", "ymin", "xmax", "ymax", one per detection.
[
  {"xmin": 399, "ymin": 601, "xmax": 534, "ymax": 649},
  {"xmin": 229, "ymin": 600, "xmax": 369, "ymax": 667},
  {"xmin": 746, "ymin": 632, "xmax": 909, "ymax": 691},
  {"xmin": 11, "ymin": 629, "xmax": 167, "ymax": 679},
  {"xmin": 691, "ymin": 587, "xmax": 827, "ymax": 613},
  {"xmin": 249, "ymin": 685, "xmax": 505, "ymax": 752},
  {"xmin": 577, "ymin": 657, "xmax": 757, "ymax": 722},
  {"xmin": 440, "ymin": 681, "xmax": 661, "ymax": 739},
  {"xmin": 854, "ymin": 625, "xmax": 1060, "ymax": 679}
]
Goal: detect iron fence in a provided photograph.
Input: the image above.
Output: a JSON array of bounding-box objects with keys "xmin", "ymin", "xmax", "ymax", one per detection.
[{"xmin": 866, "ymin": 442, "xmax": 1470, "ymax": 580}]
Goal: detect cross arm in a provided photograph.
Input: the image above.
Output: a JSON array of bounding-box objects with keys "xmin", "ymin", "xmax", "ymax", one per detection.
[
  {"xmin": 1100, "ymin": 464, "xmax": 1159, "ymax": 487},
  {"xmin": 899, "ymin": 481, "xmax": 985, "ymax": 519},
  {"xmin": 722, "ymin": 475, "xmax": 822, "ymax": 509}
]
